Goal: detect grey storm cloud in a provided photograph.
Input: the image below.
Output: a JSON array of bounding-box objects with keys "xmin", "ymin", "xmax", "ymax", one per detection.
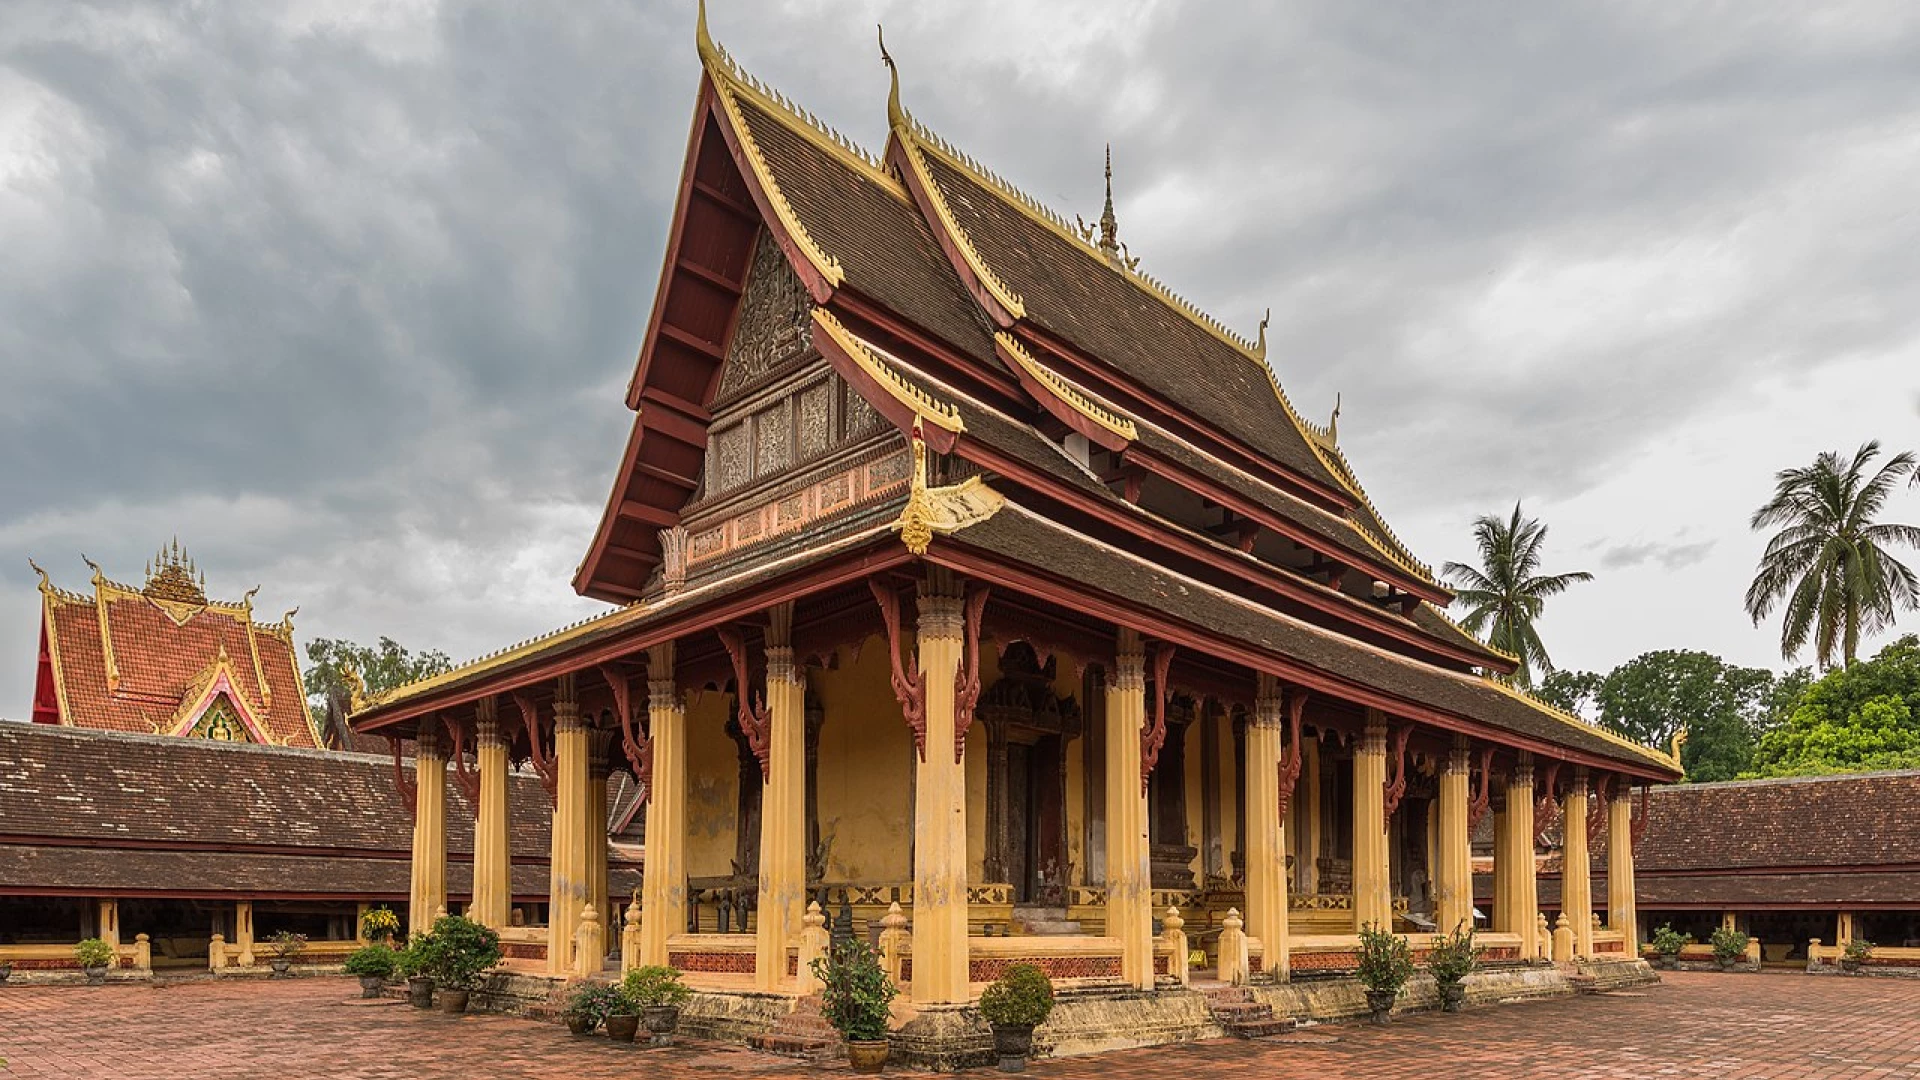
[
  {"xmin": 1597, "ymin": 540, "xmax": 1718, "ymax": 573},
  {"xmin": 4, "ymin": 0, "xmax": 1920, "ymax": 714}
]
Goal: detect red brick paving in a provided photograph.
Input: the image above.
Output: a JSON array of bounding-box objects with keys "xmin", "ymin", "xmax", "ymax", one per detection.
[{"xmin": 0, "ymin": 971, "xmax": 1915, "ymax": 1078}]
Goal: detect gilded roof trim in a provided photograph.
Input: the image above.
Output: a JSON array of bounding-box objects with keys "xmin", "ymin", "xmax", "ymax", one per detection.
[
  {"xmin": 890, "ymin": 119, "xmax": 1028, "ymax": 320},
  {"xmin": 1305, "ymin": 436, "xmax": 1442, "ymax": 586},
  {"xmin": 33, "ymin": 566, "xmax": 77, "ymax": 725},
  {"xmin": 995, "ymin": 332, "xmax": 1137, "ymax": 443},
  {"xmin": 1480, "ymin": 677, "xmax": 1678, "ymax": 769},
  {"xmin": 812, "ymin": 308, "xmax": 965, "ymax": 434},
  {"xmin": 166, "ymin": 649, "xmax": 276, "ymax": 744}
]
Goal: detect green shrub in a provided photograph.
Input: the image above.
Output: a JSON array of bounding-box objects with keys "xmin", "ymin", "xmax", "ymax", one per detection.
[
  {"xmin": 1843, "ymin": 938, "xmax": 1875, "ymax": 963},
  {"xmin": 621, "ymin": 965, "xmax": 693, "ymax": 1008},
  {"xmin": 343, "ymin": 945, "xmax": 398, "ymax": 979},
  {"xmin": 1650, "ymin": 924, "xmax": 1692, "ymax": 956},
  {"xmin": 1425, "ymin": 922, "xmax": 1482, "ymax": 987},
  {"xmin": 565, "ymin": 982, "xmax": 630, "ymax": 1027},
  {"xmin": 74, "ymin": 938, "xmax": 115, "ymax": 969},
  {"xmin": 1356, "ymin": 923, "xmax": 1414, "ymax": 995},
  {"xmin": 977, "ymin": 964, "xmax": 1054, "ymax": 1028},
  {"xmin": 808, "ymin": 938, "xmax": 897, "ymax": 1043},
  {"xmin": 1709, "ymin": 926, "xmax": 1751, "ymax": 962},
  {"xmin": 394, "ymin": 933, "xmax": 434, "ymax": 980},
  {"xmin": 423, "ymin": 915, "xmax": 502, "ymax": 990}
]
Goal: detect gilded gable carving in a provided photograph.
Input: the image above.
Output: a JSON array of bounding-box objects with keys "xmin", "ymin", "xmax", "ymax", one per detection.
[{"xmin": 716, "ymin": 230, "xmax": 813, "ymax": 402}]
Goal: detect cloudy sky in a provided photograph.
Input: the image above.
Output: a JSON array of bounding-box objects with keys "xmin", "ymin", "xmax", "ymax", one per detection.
[{"xmin": 5, "ymin": 0, "xmax": 1920, "ymax": 717}]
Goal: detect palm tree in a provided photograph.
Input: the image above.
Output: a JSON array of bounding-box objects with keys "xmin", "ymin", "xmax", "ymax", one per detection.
[
  {"xmin": 1442, "ymin": 503, "xmax": 1594, "ymax": 688},
  {"xmin": 1745, "ymin": 441, "xmax": 1920, "ymax": 669}
]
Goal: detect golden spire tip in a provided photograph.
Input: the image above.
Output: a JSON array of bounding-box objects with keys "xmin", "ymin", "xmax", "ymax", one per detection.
[
  {"xmin": 879, "ymin": 24, "xmax": 906, "ymax": 131},
  {"xmin": 695, "ymin": 0, "xmax": 720, "ymax": 67}
]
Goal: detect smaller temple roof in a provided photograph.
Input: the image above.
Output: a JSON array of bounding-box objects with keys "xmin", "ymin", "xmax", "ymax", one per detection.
[{"xmin": 1607, "ymin": 769, "xmax": 1920, "ymax": 873}]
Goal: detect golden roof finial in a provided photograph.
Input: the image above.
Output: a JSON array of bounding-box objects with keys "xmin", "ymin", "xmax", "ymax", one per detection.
[
  {"xmin": 1255, "ymin": 308, "xmax": 1271, "ymax": 360},
  {"xmin": 879, "ymin": 24, "xmax": 906, "ymax": 132},
  {"xmin": 1328, "ymin": 392, "xmax": 1341, "ymax": 445},
  {"xmin": 897, "ymin": 421, "xmax": 936, "ymax": 556},
  {"xmin": 695, "ymin": 0, "xmax": 721, "ymax": 68},
  {"xmin": 1076, "ymin": 145, "xmax": 1138, "ymax": 271},
  {"xmin": 28, "ymin": 556, "xmax": 51, "ymax": 593},
  {"xmin": 144, "ymin": 538, "xmax": 207, "ymax": 605}
]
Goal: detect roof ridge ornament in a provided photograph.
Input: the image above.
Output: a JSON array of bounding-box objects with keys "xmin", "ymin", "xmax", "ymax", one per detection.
[
  {"xmin": 1076, "ymin": 145, "xmax": 1140, "ymax": 272},
  {"xmin": 1255, "ymin": 308, "xmax": 1270, "ymax": 360},
  {"xmin": 879, "ymin": 24, "xmax": 906, "ymax": 132}
]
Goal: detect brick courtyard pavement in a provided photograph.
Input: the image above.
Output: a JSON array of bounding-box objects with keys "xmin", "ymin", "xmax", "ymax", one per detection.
[{"xmin": 2, "ymin": 970, "xmax": 1916, "ymax": 1078}]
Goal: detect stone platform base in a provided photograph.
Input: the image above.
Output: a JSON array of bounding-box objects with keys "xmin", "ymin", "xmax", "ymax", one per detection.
[
  {"xmin": 890, "ymin": 987, "xmax": 1225, "ymax": 1071},
  {"xmin": 1249, "ymin": 963, "xmax": 1575, "ymax": 1023},
  {"xmin": 1572, "ymin": 957, "xmax": 1660, "ymax": 992}
]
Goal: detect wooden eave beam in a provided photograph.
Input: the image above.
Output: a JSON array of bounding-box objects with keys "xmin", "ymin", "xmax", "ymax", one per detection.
[
  {"xmin": 616, "ymin": 499, "xmax": 679, "ymax": 528},
  {"xmin": 657, "ymin": 322, "xmax": 727, "ymax": 362},
  {"xmin": 633, "ymin": 461, "xmax": 700, "ymax": 491},
  {"xmin": 674, "ymin": 257, "xmax": 745, "ymax": 296},
  {"xmin": 690, "ymin": 178, "xmax": 759, "ymax": 222}
]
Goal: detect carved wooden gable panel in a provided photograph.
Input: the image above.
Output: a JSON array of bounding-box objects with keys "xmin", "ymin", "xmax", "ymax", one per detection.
[
  {"xmin": 715, "ymin": 230, "xmax": 812, "ymax": 403},
  {"xmin": 701, "ymin": 364, "xmax": 892, "ymax": 502}
]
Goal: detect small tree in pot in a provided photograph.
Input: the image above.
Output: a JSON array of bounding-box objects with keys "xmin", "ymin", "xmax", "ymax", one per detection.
[
  {"xmin": 266, "ymin": 930, "xmax": 308, "ymax": 977},
  {"xmin": 360, "ymin": 907, "xmax": 402, "ymax": 947},
  {"xmin": 1650, "ymin": 924, "xmax": 1691, "ymax": 970},
  {"xmin": 396, "ymin": 933, "xmax": 436, "ymax": 1008},
  {"xmin": 1425, "ymin": 923, "xmax": 1482, "ymax": 1013},
  {"xmin": 1356, "ymin": 923, "xmax": 1413, "ymax": 1024},
  {"xmin": 809, "ymin": 938, "xmax": 897, "ymax": 1074},
  {"xmin": 562, "ymin": 982, "xmax": 628, "ymax": 1036},
  {"xmin": 424, "ymin": 915, "xmax": 502, "ymax": 1014},
  {"xmin": 623, "ymin": 966, "xmax": 694, "ymax": 1046},
  {"xmin": 344, "ymin": 944, "xmax": 398, "ymax": 998},
  {"xmin": 977, "ymin": 964, "xmax": 1054, "ymax": 1072},
  {"xmin": 1841, "ymin": 938, "xmax": 1874, "ymax": 973},
  {"xmin": 74, "ymin": 938, "xmax": 115, "ymax": 985},
  {"xmin": 1709, "ymin": 926, "xmax": 1750, "ymax": 972}
]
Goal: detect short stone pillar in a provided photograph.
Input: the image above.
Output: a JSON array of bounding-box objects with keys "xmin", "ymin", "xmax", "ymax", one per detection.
[
  {"xmin": 620, "ymin": 896, "xmax": 642, "ymax": 975},
  {"xmin": 1160, "ymin": 906, "xmax": 1189, "ymax": 987},
  {"xmin": 795, "ymin": 902, "xmax": 831, "ymax": 995},
  {"xmin": 574, "ymin": 903, "xmax": 604, "ymax": 979},
  {"xmin": 133, "ymin": 933, "xmax": 152, "ymax": 973},
  {"xmin": 1218, "ymin": 908, "xmax": 1250, "ymax": 987},
  {"xmin": 877, "ymin": 902, "xmax": 909, "ymax": 986},
  {"xmin": 208, "ymin": 933, "xmax": 227, "ymax": 972},
  {"xmin": 1552, "ymin": 913, "xmax": 1575, "ymax": 965},
  {"xmin": 1535, "ymin": 913, "xmax": 1551, "ymax": 961}
]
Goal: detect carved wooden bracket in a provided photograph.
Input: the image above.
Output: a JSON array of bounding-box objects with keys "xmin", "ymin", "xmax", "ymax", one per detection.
[
  {"xmin": 601, "ymin": 663, "xmax": 652, "ymax": 806},
  {"xmin": 952, "ymin": 585, "xmax": 991, "ymax": 763},
  {"xmin": 1139, "ymin": 642, "xmax": 1176, "ymax": 794},
  {"xmin": 1276, "ymin": 689, "xmax": 1308, "ymax": 821},
  {"xmin": 1382, "ymin": 724, "xmax": 1413, "ymax": 821},
  {"xmin": 512, "ymin": 691, "xmax": 557, "ymax": 805},
  {"xmin": 1533, "ymin": 759, "xmax": 1563, "ymax": 842},
  {"xmin": 388, "ymin": 736, "xmax": 417, "ymax": 823},
  {"xmin": 1466, "ymin": 746, "xmax": 1495, "ymax": 833},
  {"xmin": 1631, "ymin": 783, "xmax": 1652, "ymax": 846},
  {"xmin": 1587, "ymin": 772, "xmax": 1615, "ymax": 846},
  {"xmin": 718, "ymin": 627, "xmax": 771, "ymax": 782},
  {"xmin": 444, "ymin": 713, "xmax": 480, "ymax": 812},
  {"xmin": 869, "ymin": 577, "xmax": 926, "ymax": 760}
]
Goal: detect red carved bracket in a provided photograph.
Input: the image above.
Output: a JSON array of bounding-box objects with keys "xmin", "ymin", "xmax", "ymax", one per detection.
[
  {"xmin": 601, "ymin": 664, "xmax": 653, "ymax": 806},
  {"xmin": 717, "ymin": 627, "xmax": 771, "ymax": 782},
  {"xmin": 1382, "ymin": 724, "xmax": 1412, "ymax": 821},
  {"xmin": 1140, "ymin": 642, "xmax": 1176, "ymax": 794},
  {"xmin": 1631, "ymin": 784, "xmax": 1652, "ymax": 845},
  {"xmin": 952, "ymin": 585, "xmax": 990, "ymax": 763},
  {"xmin": 1466, "ymin": 746, "xmax": 1495, "ymax": 833},
  {"xmin": 444, "ymin": 713, "xmax": 480, "ymax": 812},
  {"xmin": 1533, "ymin": 760, "xmax": 1563, "ymax": 842},
  {"xmin": 388, "ymin": 736, "xmax": 417, "ymax": 822},
  {"xmin": 512, "ymin": 691, "xmax": 557, "ymax": 805},
  {"xmin": 1587, "ymin": 772, "xmax": 1615, "ymax": 846},
  {"xmin": 870, "ymin": 577, "xmax": 926, "ymax": 760},
  {"xmin": 1276, "ymin": 689, "xmax": 1308, "ymax": 822}
]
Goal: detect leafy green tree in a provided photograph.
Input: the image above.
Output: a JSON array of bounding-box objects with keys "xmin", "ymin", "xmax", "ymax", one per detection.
[
  {"xmin": 1747, "ymin": 635, "xmax": 1920, "ymax": 777},
  {"xmin": 1537, "ymin": 668, "xmax": 1602, "ymax": 722},
  {"xmin": 1745, "ymin": 441, "xmax": 1920, "ymax": 669},
  {"xmin": 1591, "ymin": 651, "xmax": 1775, "ymax": 782},
  {"xmin": 304, "ymin": 636, "xmax": 453, "ymax": 712},
  {"xmin": 1442, "ymin": 503, "xmax": 1594, "ymax": 688}
]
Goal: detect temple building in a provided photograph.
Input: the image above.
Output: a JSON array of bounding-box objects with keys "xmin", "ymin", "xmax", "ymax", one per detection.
[{"xmin": 351, "ymin": 9, "xmax": 1679, "ymax": 1060}]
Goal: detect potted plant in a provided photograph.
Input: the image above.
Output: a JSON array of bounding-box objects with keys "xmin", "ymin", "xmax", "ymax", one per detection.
[
  {"xmin": 1650, "ymin": 924, "xmax": 1691, "ymax": 970},
  {"xmin": 977, "ymin": 963, "xmax": 1054, "ymax": 1072},
  {"xmin": 623, "ymin": 965, "xmax": 694, "ymax": 1046},
  {"xmin": 396, "ymin": 933, "xmax": 437, "ymax": 1009},
  {"xmin": 344, "ymin": 943, "xmax": 398, "ymax": 998},
  {"xmin": 1709, "ymin": 926, "xmax": 1750, "ymax": 972},
  {"xmin": 1356, "ymin": 923, "xmax": 1413, "ymax": 1024},
  {"xmin": 603, "ymin": 984, "xmax": 642, "ymax": 1044},
  {"xmin": 1426, "ymin": 923, "xmax": 1482, "ymax": 1013},
  {"xmin": 360, "ymin": 907, "xmax": 402, "ymax": 946},
  {"xmin": 562, "ymin": 982, "xmax": 627, "ymax": 1036},
  {"xmin": 809, "ymin": 938, "xmax": 898, "ymax": 1074},
  {"xmin": 265, "ymin": 930, "xmax": 308, "ymax": 977},
  {"xmin": 74, "ymin": 938, "xmax": 115, "ymax": 985},
  {"xmin": 423, "ymin": 914, "xmax": 502, "ymax": 1015},
  {"xmin": 1841, "ymin": 938, "xmax": 1874, "ymax": 973},
  {"xmin": 0, "ymin": 959, "xmax": 12, "ymax": 983}
]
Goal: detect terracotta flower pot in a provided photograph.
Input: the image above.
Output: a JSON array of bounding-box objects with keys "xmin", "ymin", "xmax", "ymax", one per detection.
[
  {"xmin": 1439, "ymin": 982, "xmax": 1467, "ymax": 1013},
  {"xmin": 604, "ymin": 1013, "xmax": 641, "ymax": 1043},
  {"xmin": 991, "ymin": 1023, "xmax": 1035, "ymax": 1072},
  {"xmin": 640, "ymin": 1005, "xmax": 682, "ymax": 1045},
  {"xmin": 269, "ymin": 960, "xmax": 292, "ymax": 978},
  {"xmin": 565, "ymin": 1012, "xmax": 596, "ymax": 1035},
  {"xmin": 407, "ymin": 976, "xmax": 435, "ymax": 1009},
  {"xmin": 1364, "ymin": 989, "xmax": 1397, "ymax": 1024},
  {"xmin": 847, "ymin": 1039, "xmax": 890, "ymax": 1074},
  {"xmin": 83, "ymin": 965, "xmax": 109, "ymax": 986},
  {"xmin": 440, "ymin": 989, "xmax": 471, "ymax": 1014},
  {"xmin": 358, "ymin": 975, "xmax": 387, "ymax": 999}
]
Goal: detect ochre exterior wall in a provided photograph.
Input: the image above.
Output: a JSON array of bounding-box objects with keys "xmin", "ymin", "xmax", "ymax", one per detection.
[
  {"xmin": 810, "ymin": 638, "xmax": 913, "ymax": 884},
  {"xmin": 683, "ymin": 690, "xmax": 742, "ymax": 880}
]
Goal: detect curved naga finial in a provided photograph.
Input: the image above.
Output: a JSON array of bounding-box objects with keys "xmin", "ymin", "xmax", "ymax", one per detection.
[
  {"xmin": 1255, "ymin": 307, "xmax": 1271, "ymax": 360},
  {"xmin": 1328, "ymin": 392, "xmax": 1341, "ymax": 444},
  {"xmin": 695, "ymin": 0, "xmax": 721, "ymax": 67},
  {"xmin": 879, "ymin": 24, "xmax": 906, "ymax": 131},
  {"xmin": 1670, "ymin": 726, "xmax": 1688, "ymax": 767},
  {"xmin": 81, "ymin": 552, "xmax": 103, "ymax": 578},
  {"xmin": 28, "ymin": 556, "xmax": 51, "ymax": 591}
]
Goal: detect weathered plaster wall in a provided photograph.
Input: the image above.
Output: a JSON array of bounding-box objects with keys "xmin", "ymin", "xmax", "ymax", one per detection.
[
  {"xmin": 683, "ymin": 689, "xmax": 741, "ymax": 880},
  {"xmin": 809, "ymin": 637, "xmax": 913, "ymax": 884}
]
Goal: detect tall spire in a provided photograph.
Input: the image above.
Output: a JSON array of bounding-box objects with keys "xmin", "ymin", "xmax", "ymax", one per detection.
[{"xmin": 1077, "ymin": 144, "xmax": 1137, "ymax": 270}]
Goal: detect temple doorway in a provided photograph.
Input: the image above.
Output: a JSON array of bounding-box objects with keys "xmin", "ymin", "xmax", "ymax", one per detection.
[
  {"xmin": 1006, "ymin": 736, "xmax": 1069, "ymax": 903},
  {"xmin": 982, "ymin": 643, "xmax": 1081, "ymax": 909}
]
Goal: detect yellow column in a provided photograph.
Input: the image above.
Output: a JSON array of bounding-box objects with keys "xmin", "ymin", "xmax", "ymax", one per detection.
[
  {"xmin": 1499, "ymin": 756, "xmax": 1539, "ymax": 959},
  {"xmin": 1351, "ymin": 719, "xmax": 1391, "ymax": 932},
  {"xmin": 757, "ymin": 603, "xmax": 807, "ymax": 992},
  {"xmin": 472, "ymin": 704, "xmax": 512, "ymax": 929},
  {"xmin": 1490, "ymin": 802, "xmax": 1510, "ymax": 932},
  {"xmin": 911, "ymin": 575, "xmax": 970, "ymax": 1004},
  {"xmin": 1563, "ymin": 768, "xmax": 1593, "ymax": 959},
  {"xmin": 641, "ymin": 642, "xmax": 687, "ymax": 967},
  {"xmin": 1298, "ymin": 739, "xmax": 1321, "ymax": 896},
  {"xmin": 235, "ymin": 900, "xmax": 255, "ymax": 968},
  {"xmin": 548, "ymin": 677, "xmax": 588, "ymax": 976},
  {"xmin": 1608, "ymin": 785, "xmax": 1638, "ymax": 952},
  {"xmin": 1104, "ymin": 630, "xmax": 1153, "ymax": 991},
  {"xmin": 1243, "ymin": 676, "xmax": 1288, "ymax": 979},
  {"xmin": 409, "ymin": 729, "xmax": 448, "ymax": 938},
  {"xmin": 97, "ymin": 899, "xmax": 120, "ymax": 950},
  {"xmin": 1436, "ymin": 737, "xmax": 1473, "ymax": 935},
  {"xmin": 588, "ymin": 738, "xmax": 611, "ymax": 963}
]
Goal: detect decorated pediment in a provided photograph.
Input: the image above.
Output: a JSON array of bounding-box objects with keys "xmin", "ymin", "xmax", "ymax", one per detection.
[{"xmin": 166, "ymin": 647, "xmax": 275, "ymax": 744}]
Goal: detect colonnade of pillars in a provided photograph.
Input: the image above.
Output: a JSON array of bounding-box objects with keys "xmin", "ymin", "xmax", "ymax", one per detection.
[{"xmin": 402, "ymin": 575, "xmax": 1643, "ymax": 997}]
